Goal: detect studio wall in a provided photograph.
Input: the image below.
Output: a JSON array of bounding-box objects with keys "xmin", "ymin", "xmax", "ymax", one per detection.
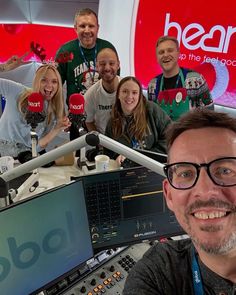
[{"xmin": 1, "ymin": 0, "xmax": 236, "ymax": 108}]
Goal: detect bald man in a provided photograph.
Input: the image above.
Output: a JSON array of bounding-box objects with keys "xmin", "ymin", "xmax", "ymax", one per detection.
[{"xmin": 84, "ymin": 47, "xmax": 121, "ymax": 134}]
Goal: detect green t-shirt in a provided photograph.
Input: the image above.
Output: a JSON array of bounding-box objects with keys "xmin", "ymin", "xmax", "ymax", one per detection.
[{"xmin": 56, "ymin": 38, "xmax": 118, "ymax": 103}]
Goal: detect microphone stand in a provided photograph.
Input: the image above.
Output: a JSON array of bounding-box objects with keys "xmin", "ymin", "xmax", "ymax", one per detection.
[
  {"xmin": 77, "ymin": 124, "xmax": 88, "ymax": 169},
  {"xmin": 12, "ymin": 123, "xmax": 40, "ymax": 202},
  {"xmin": 30, "ymin": 127, "xmax": 38, "ymax": 159},
  {"xmin": 70, "ymin": 114, "xmax": 88, "ymax": 169},
  {"xmin": 1, "ymin": 123, "xmax": 41, "ymax": 207}
]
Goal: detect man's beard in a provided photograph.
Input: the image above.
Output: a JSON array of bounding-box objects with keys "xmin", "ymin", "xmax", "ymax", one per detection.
[
  {"xmin": 184, "ymin": 199, "xmax": 236, "ymax": 254},
  {"xmin": 192, "ymin": 232, "xmax": 236, "ymax": 254}
]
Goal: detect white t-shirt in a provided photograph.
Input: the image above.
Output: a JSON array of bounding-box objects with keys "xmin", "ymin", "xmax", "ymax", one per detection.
[{"xmin": 84, "ymin": 76, "xmax": 121, "ymax": 134}]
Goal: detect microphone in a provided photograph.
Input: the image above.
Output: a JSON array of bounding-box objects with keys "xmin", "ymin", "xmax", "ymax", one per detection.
[
  {"xmin": 68, "ymin": 93, "xmax": 86, "ymax": 130},
  {"xmin": 25, "ymin": 92, "xmax": 46, "ymax": 129}
]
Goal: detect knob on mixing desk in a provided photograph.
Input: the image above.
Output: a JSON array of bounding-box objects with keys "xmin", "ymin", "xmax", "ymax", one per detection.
[{"xmin": 80, "ymin": 286, "xmax": 86, "ymax": 293}]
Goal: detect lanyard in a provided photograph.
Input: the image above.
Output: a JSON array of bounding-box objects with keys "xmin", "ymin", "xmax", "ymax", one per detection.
[
  {"xmin": 131, "ymin": 138, "xmax": 139, "ymax": 148},
  {"xmin": 78, "ymin": 41, "xmax": 97, "ymax": 81},
  {"xmin": 158, "ymin": 68, "xmax": 185, "ymax": 92},
  {"xmin": 192, "ymin": 248, "xmax": 204, "ymax": 295}
]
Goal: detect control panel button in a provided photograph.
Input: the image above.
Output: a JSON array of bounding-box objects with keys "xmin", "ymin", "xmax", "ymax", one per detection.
[
  {"xmin": 80, "ymin": 286, "xmax": 86, "ymax": 293},
  {"xmin": 100, "ymin": 271, "xmax": 106, "ymax": 279}
]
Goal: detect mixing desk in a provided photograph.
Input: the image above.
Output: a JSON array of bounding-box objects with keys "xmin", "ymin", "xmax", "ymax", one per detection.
[{"xmin": 35, "ymin": 242, "xmax": 153, "ymax": 295}]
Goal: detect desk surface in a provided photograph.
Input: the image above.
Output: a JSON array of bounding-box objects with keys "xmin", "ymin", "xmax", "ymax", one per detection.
[
  {"xmin": 16, "ymin": 159, "xmax": 119, "ymax": 202},
  {"xmin": 14, "ymin": 162, "xmax": 81, "ymax": 202}
]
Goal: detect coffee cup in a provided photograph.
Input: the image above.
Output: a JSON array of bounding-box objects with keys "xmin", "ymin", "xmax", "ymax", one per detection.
[
  {"xmin": 95, "ymin": 155, "xmax": 110, "ymax": 172},
  {"xmin": 0, "ymin": 156, "xmax": 14, "ymax": 174}
]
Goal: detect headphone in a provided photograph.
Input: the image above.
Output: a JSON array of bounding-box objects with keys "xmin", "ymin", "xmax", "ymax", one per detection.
[
  {"xmin": 17, "ymin": 150, "xmax": 54, "ymax": 167},
  {"xmin": 17, "ymin": 151, "xmax": 33, "ymax": 164},
  {"xmin": 86, "ymin": 146, "xmax": 102, "ymax": 162}
]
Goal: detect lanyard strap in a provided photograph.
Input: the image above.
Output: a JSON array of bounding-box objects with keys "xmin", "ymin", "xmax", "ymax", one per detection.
[
  {"xmin": 192, "ymin": 248, "xmax": 204, "ymax": 295},
  {"xmin": 131, "ymin": 138, "xmax": 139, "ymax": 148},
  {"xmin": 78, "ymin": 42, "xmax": 97, "ymax": 80}
]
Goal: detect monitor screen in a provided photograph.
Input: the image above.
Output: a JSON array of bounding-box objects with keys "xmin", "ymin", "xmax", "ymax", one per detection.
[
  {"xmin": 0, "ymin": 180, "xmax": 93, "ymax": 295},
  {"xmin": 80, "ymin": 166, "xmax": 184, "ymax": 252}
]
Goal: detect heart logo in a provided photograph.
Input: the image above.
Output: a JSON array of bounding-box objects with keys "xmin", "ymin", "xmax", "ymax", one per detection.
[{"xmin": 197, "ymin": 26, "xmax": 225, "ymax": 53}]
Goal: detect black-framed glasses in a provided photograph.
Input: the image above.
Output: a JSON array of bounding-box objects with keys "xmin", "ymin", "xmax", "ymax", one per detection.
[{"xmin": 163, "ymin": 157, "xmax": 236, "ymax": 190}]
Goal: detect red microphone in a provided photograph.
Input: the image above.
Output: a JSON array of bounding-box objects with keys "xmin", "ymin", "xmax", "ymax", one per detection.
[
  {"xmin": 68, "ymin": 93, "xmax": 87, "ymax": 130},
  {"xmin": 27, "ymin": 92, "xmax": 44, "ymax": 112},
  {"xmin": 25, "ymin": 92, "xmax": 46, "ymax": 128},
  {"xmin": 69, "ymin": 93, "xmax": 85, "ymax": 114}
]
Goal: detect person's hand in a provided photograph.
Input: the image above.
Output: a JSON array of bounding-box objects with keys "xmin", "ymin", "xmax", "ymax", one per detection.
[
  {"xmin": 39, "ymin": 116, "xmax": 71, "ymax": 149},
  {"xmin": 116, "ymin": 155, "xmax": 126, "ymax": 166},
  {"xmin": 4, "ymin": 54, "xmax": 31, "ymax": 71},
  {"xmin": 55, "ymin": 116, "xmax": 71, "ymax": 131}
]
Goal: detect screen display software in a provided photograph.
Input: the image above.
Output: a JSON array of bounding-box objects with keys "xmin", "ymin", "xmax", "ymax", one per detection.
[
  {"xmin": 82, "ymin": 166, "xmax": 184, "ymax": 252},
  {"xmin": 0, "ymin": 180, "xmax": 93, "ymax": 295}
]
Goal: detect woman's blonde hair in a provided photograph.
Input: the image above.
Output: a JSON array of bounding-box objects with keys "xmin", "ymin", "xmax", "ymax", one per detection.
[
  {"xmin": 111, "ymin": 76, "xmax": 148, "ymax": 143},
  {"xmin": 18, "ymin": 64, "xmax": 65, "ymax": 124}
]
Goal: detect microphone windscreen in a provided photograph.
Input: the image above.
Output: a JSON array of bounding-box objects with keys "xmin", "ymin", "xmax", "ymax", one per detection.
[
  {"xmin": 27, "ymin": 93, "xmax": 44, "ymax": 113},
  {"xmin": 69, "ymin": 93, "xmax": 85, "ymax": 115}
]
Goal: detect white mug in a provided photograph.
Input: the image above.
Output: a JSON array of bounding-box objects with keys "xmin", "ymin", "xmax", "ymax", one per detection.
[
  {"xmin": 95, "ymin": 155, "xmax": 110, "ymax": 172},
  {"xmin": 0, "ymin": 156, "xmax": 14, "ymax": 174}
]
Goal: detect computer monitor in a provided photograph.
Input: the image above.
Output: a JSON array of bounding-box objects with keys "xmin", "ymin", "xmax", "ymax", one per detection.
[
  {"xmin": 79, "ymin": 166, "xmax": 184, "ymax": 252},
  {"xmin": 0, "ymin": 180, "xmax": 93, "ymax": 295}
]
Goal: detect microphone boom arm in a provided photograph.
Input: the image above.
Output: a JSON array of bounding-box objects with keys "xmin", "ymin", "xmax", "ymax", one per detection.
[
  {"xmin": 0, "ymin": 132, "xmax": 165, "ymax": 205},
  {"xmin": 97, "ymin": 134, "xmax": 165, "ymax": 176}
]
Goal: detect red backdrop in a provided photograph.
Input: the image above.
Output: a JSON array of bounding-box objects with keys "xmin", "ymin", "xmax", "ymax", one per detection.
[
  {"xmin": 1, "ymin": 1, "xmax": 236, "ymax": 109},
  {"xmin": 134, "ymin": 0, "xmax": 236, "ymax": 107},
  {"xmin": 0, "ymin": 24, "xmax": 75, "ymax": 62}
]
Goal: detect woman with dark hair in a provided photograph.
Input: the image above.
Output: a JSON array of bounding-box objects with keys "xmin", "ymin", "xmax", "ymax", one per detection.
[
  {"xmin": 0, "ymin": 64, "xmax": 71, "ymax": 158},
  {"xmin": 105, "ymin": 76, "xmax": 171, "ymax": 165}
]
